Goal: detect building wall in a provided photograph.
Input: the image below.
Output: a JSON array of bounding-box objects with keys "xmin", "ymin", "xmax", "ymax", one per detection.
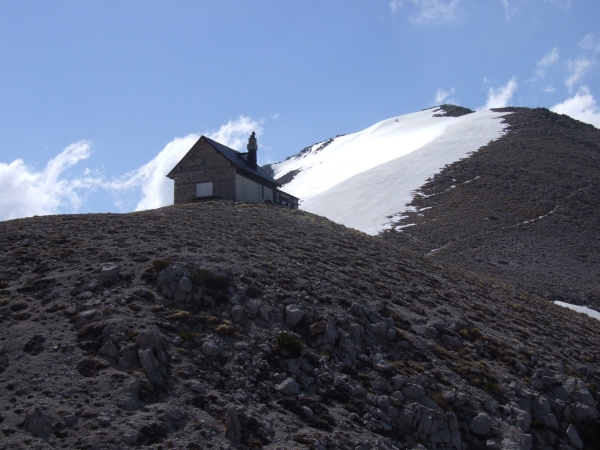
[
  {"xmin": 172, "ymin": 141, "xmax": 237, "ymax": 204},
  {"xmin": 235, "ymin": 174, "xmax": 273, "ymax": 203}
]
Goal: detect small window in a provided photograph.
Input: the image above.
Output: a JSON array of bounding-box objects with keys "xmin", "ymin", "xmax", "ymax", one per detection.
[
  {"xmin": 201, "ymin": 157, "xmax": 207, "ymax": 166},
  {"xmin": 196, "ymin": 182, "xmax": 213, "ymax": 197}
]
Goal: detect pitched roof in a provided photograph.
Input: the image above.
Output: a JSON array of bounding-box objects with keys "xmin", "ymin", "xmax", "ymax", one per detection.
[{"xmin": 167, "ymin": 135, "xmax": 280, "ymax": 187}]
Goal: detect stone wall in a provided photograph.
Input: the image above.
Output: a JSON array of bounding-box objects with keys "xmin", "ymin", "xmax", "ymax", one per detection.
[{"xmin": 172, "ymin": 141, "xmax": 237, "ymax": 204}]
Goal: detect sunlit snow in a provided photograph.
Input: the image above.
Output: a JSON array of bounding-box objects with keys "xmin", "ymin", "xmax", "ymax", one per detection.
[
  {"xmin": 271, "ymin": 108, "xmax": 509, "ymax": 235},
  {"xmin": 554, "ymin": 301, "xmax": 600, "ymax": 321}
]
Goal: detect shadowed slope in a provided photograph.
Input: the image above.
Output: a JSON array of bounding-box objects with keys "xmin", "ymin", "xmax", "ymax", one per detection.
[{"xmin": 384, "ymin": 107, "xmax": 600, "ymax": 311}]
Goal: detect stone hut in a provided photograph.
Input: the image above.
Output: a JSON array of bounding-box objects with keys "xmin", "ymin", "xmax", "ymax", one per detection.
[{"xmin": 167, "ymin": 132, "xmax": 298, "ymax": 208}]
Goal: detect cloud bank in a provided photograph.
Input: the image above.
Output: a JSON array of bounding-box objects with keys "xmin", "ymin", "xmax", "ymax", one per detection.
[
  {"xmin": 552, "ymin": 86, "xmax": 600, "ymax": 128},
  {"xmin": 0, "ymin": 141, "xmax": 99, "ymax": 221},
  {"xmin": 0, "ymin": 116, "xmax": 263, "ymax": 221},
  {"xmin": 482, "ymin": 77, "xmax": 518, "ymax": 109}
]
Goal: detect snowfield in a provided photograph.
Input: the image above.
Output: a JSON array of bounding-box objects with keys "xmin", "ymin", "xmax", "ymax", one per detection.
[{"xmin": 271, "ymin": 108, "xmax": 510, "ymax": 235}]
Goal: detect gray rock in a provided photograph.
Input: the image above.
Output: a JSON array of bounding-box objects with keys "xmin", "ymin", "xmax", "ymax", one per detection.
[
  {"xmin": 118, "ymin": 346, "xmax": 140, "ymax": 370},
  {"xmin": 420, "ymin": 396, "xmax": 439, "ymax": 409},
  {"xmin": 441, "ymin": 334, "xmax": 462, "ymax": 350},
  {"xmin": 542, "ymin": 412, "xmax": 558, "ymax": 429},
  {"xmin": 520, "ymin": 434, "xmax": 533, "ymax": 450},
  {"xmin": 174, "ymin": 291, "xmax": 188, "ymax": 302},
  {"xmin": 514, "ymin": 408, "xmax": 532, "ymax": 432},
  {"xmin": 164, "ymin": 409, "xmax": 183, "ymax": 421},
  {"xmin": 567, "ymin": 424, "xmax": 584, "ymax": 449},
  {"xmin": 78, "ymin": 309, "xmax": 97, "ymax": 323},
  {"xmin": 575, "ymin": 383, "xmax": 597, "ymax": 407},
  {"xmin": 515, "ymin": 360, "xmax": 528, "ymax": 374},
  {"xmin": 201, "ymin": 340, "xmax": 223, "ymax": 356},
  {"xmin": 424, "ymin": 326, "xmax": 438, "ymax": 339},
  {"xmin": 454, "ymin": 391, "xmax": 469, "ymax": 407},
  {"xmin": 534, "ymin": 395, "xmax": 551, "ymax": 417},
  {"xmin": 574, "ymin": 402, "xmax": 599, "ymax": 421},
  {"xmin": 386, "ymin": 328, "xmax": 396, "ymax": 341},
  {"xmin": 138, "ymin": 348, "xmax": 162, "ymax": 383},
  {"xmin": 346, "ymin": 382, "xmax": 364, "ymax": 395},
  {"xmin": 392, "ymin": 391, "xmax": 404, "ymax": 402},
  {"xmin": 97, "ymin": 415, "xmax": 111, "ymax": 427},
  {"xmin": 76, "ymin": 291, "xmax": 93, "ymax": 300},
  {"xmin": 231, "ymin": 305, "xmax": 244, "ymax": 323},
  {"xmin": 136, "ymin": 330, "xmax": 165, "ymax": 350},
  {"xmin": 402, "ymin": 384, "xmax": 425, "ymax": 400},
  {"xmin": 177, "ymin": 277, "xmax": 193, "ymax": 293},
  {"xmin": 275, "ymin": 378, "xmax": 300, "ymax": 396},
  {"xmin": 191, "ymin": 383, "xmax": 207, "ymax": 394},
  {"xmin": 119, "ymin": 395, "xmax": 140, "ymax": 411},
  {"xmin": 350, "ymin": 302, "xmax": 364, "ymax": 317},
  {"xmin": 25, "ymin": 406, "xmax": 54, "ymax": 436},
  {"xmin": 391, "ymin": 374, "xmax": 409, "ymax": 390},
  {"xmin": 99, "ymin": 342, "xmax": 119, "ymax": 359},
  {"xmin": 226, "ymin": 406, "xmax": 242, "ymax": 444},
  {"xmin": 372, "ymin": 355, "xmax": 391, "ymax": 372},
  {"xmin": 529, "ymin": 378, "xmax": 544, "ymax": 390},
  {"xmin": 100, "ymin": 265, "xmax": 121, "ymax": 278},
  {"xmin": 285, "ymin": 304, "xmax": 305, "ymax": 326},
  {"xmin": 486, "ymin": 440, "xmax": 500, "ymax": 450},
  {"xmin": 443, "ymin": 390, "xmax": 457, "ymax": 403},
  {"xmin": 248, "ymin": 302, "xmax": 259, "ymax": 316},
  {"xmin": 64, "ymin": 413, "xmax": 78, "ymax": 425},
  {"xmin": 122, "ymin": 432, "xmax": 139, "ymax": 446},
  {"xmin": 469, "ymin": 412, "xmax": 492, "ymax": 436},
  {"xmin": 302, "ymin": 406, "xmax": 314, "ymax": 419},
  {"xmin": 542, "ymin": 376, "xmax": 561, "ymax": 386}
]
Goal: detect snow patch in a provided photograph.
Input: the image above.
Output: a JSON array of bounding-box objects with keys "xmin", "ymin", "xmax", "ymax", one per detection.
[
  {"xmin": 554, "ymin": 301, "xmax": 600, "ymax": 321},
  {"xmin": 273, "ymin": 109, "xmax": 509, "ymax": 235}
]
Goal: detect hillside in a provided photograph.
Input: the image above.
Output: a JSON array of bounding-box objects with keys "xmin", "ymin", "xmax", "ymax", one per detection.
[
  {"xmin": 0, "ymin": 202, "xmax": 599, "ymax": 450},
  {"xmin": 382, "ymin": 107, "xmax": 600, "ymax": 312},
  {"xmin": 269, "ymin": 106, "xmax": 508, "ymax": 235}
]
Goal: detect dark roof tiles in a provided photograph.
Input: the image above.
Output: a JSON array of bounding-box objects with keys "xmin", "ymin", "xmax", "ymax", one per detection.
[{"xmin": 202, "ymin": 136, "xmax": 279, "ymax": 186}]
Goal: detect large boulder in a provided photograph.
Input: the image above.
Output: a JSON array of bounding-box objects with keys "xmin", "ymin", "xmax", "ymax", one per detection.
[
  {"xmin": 469, "ymin": 412, "xmax": 492, "ymax": 436},
  {"xmin": 285, "ymin": 304, "xmax": 305, "ymax": 326},
  {"xmin": 201, "ymin": 340, "xmax": 223, "ymax": 357},
  {"xmin": 25, "ymin": 406, "xmax": 54, "ymax": 436},
  {"xmin": 275, "ymin": 378, "xmax": 300, "ymax": 396}
]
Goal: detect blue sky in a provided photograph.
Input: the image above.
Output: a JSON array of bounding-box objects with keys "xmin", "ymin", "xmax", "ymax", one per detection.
[{"xmin": 1, "ymin": 0, "xmax": 599, "ymax": 220}]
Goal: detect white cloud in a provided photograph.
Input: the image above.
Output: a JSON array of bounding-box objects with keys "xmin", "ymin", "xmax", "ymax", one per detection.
[
  {"xmin": 542, "ymin": 0, "xmax": 572, "ymax": 10},
  {"xmin": 536, "ymin": 47, "xmax": 559, "ymax": 78},
  {"xmin": 0, "ymin": 141, "xmax": 100, "ymax": 221},
  {"xmin": 565, "ymin": 58, "xmax": 593, "ymax": 91},
  {"xmin": 578, "ymin": 33, "xmax": 600, "ymax": 52},
  {"xmin": 551, "ymin": 86, "xmax": 600, "ymax": 128},
  {"xmin": 409, "ymin": 0, "xmax": 460, "ymax": 24},
  {"xmin": 500, "ymin": 0, "xmax": 518, "ymax": 20},
  {"xmin": 434, "ymin": 87, "xmax": 456, "ymax": 104},
  {"xmin": 389, "ymin": 0, "xmax": 403, "ymax": 14},
  {"xmin": 542, "ymin": 85, "xmax": 556, "ymax": 93},
  {"xmin": 564, "ymin": 34, "xmax": 600, "ymax": 92},
  {"xmin": 106, "ymin": 116, "xmax": 263, "ymax": 212},
  {"xmin": 482, "ymin": 77, "xmax": 518, "ymax": 109}
]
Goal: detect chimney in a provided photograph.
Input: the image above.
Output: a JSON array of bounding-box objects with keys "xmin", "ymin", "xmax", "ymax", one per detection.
[{"xmin": 247, "ymin": 131, "xmax": 258, "ymax": 170}]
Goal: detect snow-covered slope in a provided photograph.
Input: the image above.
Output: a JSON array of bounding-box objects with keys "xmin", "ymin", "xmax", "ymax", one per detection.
[{"xmin": 271, "ymin": 107, "xmax": 509, "ymax": 235}]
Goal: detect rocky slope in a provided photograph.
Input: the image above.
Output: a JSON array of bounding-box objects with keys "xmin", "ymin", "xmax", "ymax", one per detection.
[
  {"xmin": 0, "ymin": 202, "xmax": 599, "ymax": 450},
  {"xmin": 382, "ymin": 108, "xmax": 600, "ymax": 312}
]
